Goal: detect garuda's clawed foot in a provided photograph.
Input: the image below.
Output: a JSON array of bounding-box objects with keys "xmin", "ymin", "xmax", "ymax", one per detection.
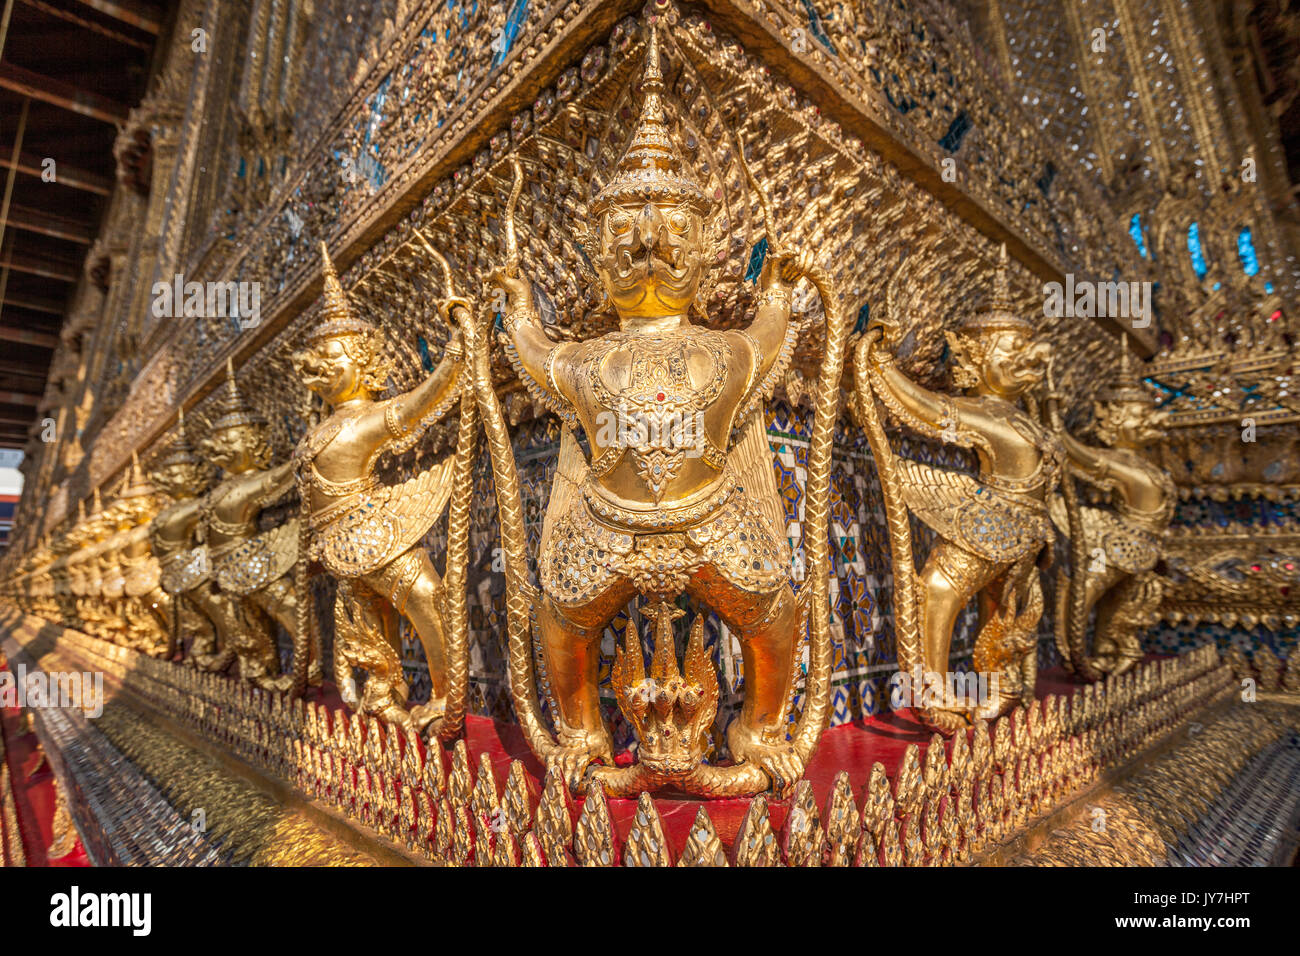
[
  {"xmin": 549, "ymin": 725, "xmax": 614, "ymax": 792},
  {"xmin": 410, "ymin": 697, "xmax": 446, "ymax": 735},
  {"xmin": 917, "ymin": 706, "xmax": 971, "ymax": 736},
  {"xmin": 727, "ymin": 721, "xmax": 804, "ymax": 797}
]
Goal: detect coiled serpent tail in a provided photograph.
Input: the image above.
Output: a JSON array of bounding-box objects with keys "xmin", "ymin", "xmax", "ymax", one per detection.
[
  {"xmin": 463, "ymin": 306, "xmax": 556, "ymax": 760},
  {"xmin": 789, "ymin": 265, "xmax": 846, "ymax": 766},
  {"xmin": 291, "ymin": 511, "xmax": 312, "ymax": 698},
  {"xmin": 852, "ymin": 333, "xmax": 923, "ymax": 677},
  {"xmin": 437, "ymin": 383, "xmax": 478, "ymax": 740}
]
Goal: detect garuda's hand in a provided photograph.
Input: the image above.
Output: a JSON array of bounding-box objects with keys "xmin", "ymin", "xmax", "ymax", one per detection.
[
  {"xmin": 863, "ymin": 315, "xmax": 901, "ymax": 363},
  {"xmin": 759, "ymin": 248, "xmax": 815, "ymax": 294},
  {"xmin": 486, "ymin": 266, "xmax": 534, "ymax": 321}
]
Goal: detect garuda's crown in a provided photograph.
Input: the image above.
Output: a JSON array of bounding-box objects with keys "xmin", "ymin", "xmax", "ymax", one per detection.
[
  {"xmin": 306, "ymin": 241, "xmax": 378, "ymax": 344},
  {"xmin": 960, "ymin": 244, "xmax": 1034, "ymax": 336},
  {"xmin": 117, "ymin": 450, "xmax": 156, "ymax": 500},
  {"xmin": 208, "ymin": 357, "xmax": 267, "ymax": 431},
  {"xmin": 590, "ymin": 25, "xmax": 711, "ymax": 217},
  {"xmin": 154, "ymin": 407, "xmax": 205, "ymax": 469},
  {"xmin": 1096, "ymin": 337, "xmax": 1152, "ymax": 405}
]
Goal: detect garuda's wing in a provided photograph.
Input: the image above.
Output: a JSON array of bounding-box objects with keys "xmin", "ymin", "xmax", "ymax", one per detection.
[
  {"xmin": 895, "ymin": 458, "xmax": 1050, "ymax": 564},
  {"xmin": 380, "ymin": 454, "xmax": 457, "ymax": 546},
  {"xmin": 540, "ymin": 426, "xmax": 589, "ymax": 556},
  {"xmin": 730, "ymin": 410, "xmax": 791, "ymax": 555},
  {"xmin": 316, "ymin": 456, "xmax": 456, "ymax": 578},
  {"xmin": 217, "ymin": 520, "xmax": 299, "ymax": 594}
]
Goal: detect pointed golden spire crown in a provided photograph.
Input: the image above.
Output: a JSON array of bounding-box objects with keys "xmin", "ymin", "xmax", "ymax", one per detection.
[
  {"xmin": 118, "ymin": 449, "xmax": 156, "ymax": 499},
  {"xmin": 1097, "ymin": 335, "xmax": 1152, "ymax": 404},
  {"xmin": 208, "ymin": 356, "xmax": 267, "ymax": 430},
  {"xmin": 961, "ymin": 243, "xmax": 1034, "ymax": 335},
  {"xmin": 158, "ymin": 406, "xmax": 205, "ymax": 468},
  {"xmin": 307, "ymin": 241, "xmax": 377, "ymax": 343},
  {"xmin": 590, "ymin": 24, "xmax": 710, "ymax": 216}
]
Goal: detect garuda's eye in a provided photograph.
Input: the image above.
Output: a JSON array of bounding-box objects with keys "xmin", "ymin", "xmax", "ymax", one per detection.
[
  {"xmin": 608, "ymin": 212, "xmax": 632, "ymax": 234},
  {"xmin": 668, "ymin": 211, "xmax": 689, "ymax": 233}
]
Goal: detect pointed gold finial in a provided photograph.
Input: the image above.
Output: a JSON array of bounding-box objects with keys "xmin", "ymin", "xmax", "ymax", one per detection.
[
  {"xmin": 590, "ymin": 23, "xmax": 709, "ymax": 216},
  {"xmin": 961, "ymin": 242, "xmax": 1032, "ymax": 335},
  {"xmin": 208, "ymin": 356, "xmax": 266, "ymax": 430},
  {"xmin": 306, "ymin": 241, "xmax": 376, "ymax": 343},
  {"xmin": 1097, "ymin": 334, "xmax": 1150, "ymax": 404}
]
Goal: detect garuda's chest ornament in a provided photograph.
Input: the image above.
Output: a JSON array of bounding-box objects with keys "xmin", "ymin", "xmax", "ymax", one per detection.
[
  {"xmin": 577, "ymin": 329, "xmax": 732, "ymax": 499},
  {"xmin": 463, "ymin": 25, "xmax": 845, "ymax": 798}
]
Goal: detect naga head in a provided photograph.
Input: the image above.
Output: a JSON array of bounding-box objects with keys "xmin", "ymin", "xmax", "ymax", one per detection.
[
  {"xmin": 946, "ymin": 245, "xmax": 1050, "ymax": 399},
  {"xmin": 585, "ymin": 27, "xmax": 713, "ymax": 328},
  {"xmin": 150, "ymin": 409, "xmax": 213, "ymax": 500},
  {"xmin": 1093, "ymin": 337, "xmax": 1165, "ymax": 449},
  {"xmin": 291, "ymin": 243, "xmax": 392, "ymax": 407},
  {"xmin": 201, "ymin": 358, "xmax": 272, "ymax": 475}
]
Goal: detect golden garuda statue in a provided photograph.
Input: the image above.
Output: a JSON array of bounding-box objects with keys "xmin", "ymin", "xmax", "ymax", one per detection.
[
  {"xmin": 70, "ymin": 491, "xmax": 111, "ymax": 641},
  {"xmin": 290, "ymin": 242, "xmax": 474, "ymax": 735},
  {"xmin": 466, "ymin": 26, "xmax": 846, "ymax": 797},
  {"xmin": 853, "ymin": 245, "xmax": 1060, "ymax": 735},
  {"xmin": 200, "ymin": 360, "xmax": 317, "ymax": 693},
  {"xmin": 1047, "ymin": 339, "xmax": 1175, "ymax": 679},
  {"xmin": 109, "ymin": 453, "xmax": 173, "ymax": 657},
  {"xmin": 149, "ymin": 408, "xmax": 234, "ymax": 672}
]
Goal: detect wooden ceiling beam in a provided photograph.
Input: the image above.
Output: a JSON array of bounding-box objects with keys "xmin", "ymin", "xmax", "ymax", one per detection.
[
  {"xmin": 0, "ymin": 148, "xmax": 112, "ymax": 195},
  {"xmin": 69, "ymin": 0, "xmax": 163, "ymax": 34},
  {"xmin": 3, "ymin": 251, "xmax": 80, "ymax": 282},
  {"xmin": 0, "ymin": 62, "xmax": 130, "ymax": 125},
  {"xmin": 0, "ymin": 326, "xmax": 59, "ymax": 348},
  {"xmin": 3, "ymin": 204, "xmax": 93, "ymax": 244},
  {"xmin": 0, "ymin": 290, "xmax": 63, "ymax": 314}
]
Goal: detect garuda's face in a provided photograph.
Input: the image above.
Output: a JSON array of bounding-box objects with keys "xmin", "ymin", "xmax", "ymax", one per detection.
[
  {"xmin": 152, "ymin": 462, "xmax": 206, "ymax": 498},
  {"xmin": 293, "ymin": 336, "xmax": 364, "ymax": 405},
  {"xmin": 595, "ymin": 200, "xmax": 707, "ymax": 321},
  {"xmin": 203, "ymin": 424, "xmax": 264, "ymax": 474},
  {"xmin": 981, "ymin": 330, "xmax": 1049, "ymax": 398},
  {"xmin": 1104, "ymin": 400, "xmax": 1165, "ymax": 449}
]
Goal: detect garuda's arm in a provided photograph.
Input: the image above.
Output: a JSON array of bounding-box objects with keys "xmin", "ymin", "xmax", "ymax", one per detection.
[
  {"xmin": 377, "ymin": 330, "xmax": 466, "ymax": 451},
  {"xmin": 494, "ymin": 272, "xmax": 579, "ymax": 427},
  {"xmin": 733, "ymin": 251, "xmax": 806, "ymax": 420},
  {"xmin": 862, "ymin": 335, "xmax": 975, "ymax": 448},
  {"xmin": 1058, "ymin": 430, "xmax": 1116, "ymax": 487}
]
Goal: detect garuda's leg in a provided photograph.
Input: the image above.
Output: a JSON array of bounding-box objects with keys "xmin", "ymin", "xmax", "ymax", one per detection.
[
  {"xmin": 1092, "ymin": 570, "xmax": 1161, "ymax": 676},
  {"xmin": 918, "ymin": 542, "xmax": 1003, "ymax": 733},
  {"xmin": 975, "ymin": 558, "xmax": 1044, "ymax": 720},
  {"xmin": 362, "ymin": 547, "xmax": 450, "ymax": 727},
  {"xmin": 248, "ymin": 576, "xmax": 322, "ymax": 682},
  {"xmin": 689, "ymin": 565, "xmax": 801, "ymax": 790},
  {"xmin": 538, "ymin": 579, "xmax": 637, "ymax": 787}
]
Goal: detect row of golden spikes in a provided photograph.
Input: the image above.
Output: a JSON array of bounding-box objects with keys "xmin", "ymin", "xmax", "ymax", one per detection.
[
  {"xmin": 1223, "ymin": 644, "xmax": 1300, "ymax": 693},
  {"xmin": 57, "ymin": 620, "xmax": 1229, "ymax": 865}
]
